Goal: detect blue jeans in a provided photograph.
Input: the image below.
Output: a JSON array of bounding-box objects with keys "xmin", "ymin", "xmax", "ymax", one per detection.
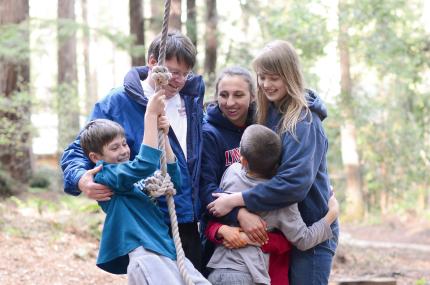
[{"xmin": 289, "ymin": 221, "xmax": 339, "ymax": 285}]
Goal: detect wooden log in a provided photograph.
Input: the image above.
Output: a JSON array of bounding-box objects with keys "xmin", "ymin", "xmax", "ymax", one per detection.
[{"xmin": 330, "ymin": 277, "xmax": 396, "ymax": 285}]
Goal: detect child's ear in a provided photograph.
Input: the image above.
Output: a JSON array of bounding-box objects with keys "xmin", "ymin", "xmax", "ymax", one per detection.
[
  {"xmin": 240, "ymin": 155, "xmax": 248, "ymax": 168},
  {"xmin": 148, "ymin": 55, "xmax": 158, "ymax": 67},
  {"xmin": 88, "ymin": 152, "xmax": 102, "ymax": 164}
]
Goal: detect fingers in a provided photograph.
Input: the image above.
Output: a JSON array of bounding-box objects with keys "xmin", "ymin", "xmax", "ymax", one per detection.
[
  {"xmin": 158, "ymin": 115, "xmax": 170, "ymax": 133},
  {"xmin": 147, "ymin": 90, "xmax": 166, "ymax": 115},
  {"xmin": 248, "ymin": 227, "xmax": 268, "ymax": 245}
]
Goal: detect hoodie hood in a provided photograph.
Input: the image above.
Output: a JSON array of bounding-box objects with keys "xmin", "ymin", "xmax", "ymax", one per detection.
[
  {"xmin": 306, "ymin": 89, "xmax": 327, "ymax": 121},
  {"xmin": 206, "ymin": 102, "xmax": 255, "ymax": 132},
  {"xmin": 123, "ymin": 66, "xmax": 205, "ymax": 107}
]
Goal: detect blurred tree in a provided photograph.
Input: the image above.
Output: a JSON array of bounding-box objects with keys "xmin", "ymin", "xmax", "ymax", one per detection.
[
  {"xmin": 338, "ymin": 0, "xmax": 364, "ymax": 220},
  {"xmin": 129, "ymin": 0, "xmax": 145, "ymax": 66},
  {"xmin": 204, "ymin": 0, "xmax": 217, "ymax": 79},
  {"xmin": 149, "ymin": 0, "xmax": 162, "ymax": 40},
  {"xmin": 81, "ymin": 0, "xmax": 97, "ymax": 116},
  {"xmin": 345, "ymin": 0, "xmax": 430, "ymax": 213},
  {"xmin": 0, "ymin": 0, "xmax": 33, "ymax": 186},
  {"xmin": 170, "ymin": 0, "xmax": 182, "ymax": 31},
  {"xmin": 57, "ymin": 0, "xmax": 79, "ymax": 153},
  {"xmin": 245, "ymin": 0, "xmax": 330, "ymax": 87},
  {"xmin": 186, "ymin": 0, "xmax": 197, "ymax": 47}
]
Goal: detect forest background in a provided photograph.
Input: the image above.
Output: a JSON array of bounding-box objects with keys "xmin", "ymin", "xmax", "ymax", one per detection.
[{"xmin": 1, "ymin": 0, "xmax": 430, "ymax": 284}]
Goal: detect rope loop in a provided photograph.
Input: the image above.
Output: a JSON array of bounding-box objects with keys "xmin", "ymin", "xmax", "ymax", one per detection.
[
  {"xmin": 144, "ymin": 171, "xmax": 176, "ymax": 198},
  {"xmin": 151, "ymin": 65, "xmax": 172, "ymax": 87}
]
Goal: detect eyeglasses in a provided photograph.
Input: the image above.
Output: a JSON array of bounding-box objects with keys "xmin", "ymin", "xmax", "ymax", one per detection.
[{"xmin": 168, "ymin": 69, "xmax": 194, "ymax": 82}]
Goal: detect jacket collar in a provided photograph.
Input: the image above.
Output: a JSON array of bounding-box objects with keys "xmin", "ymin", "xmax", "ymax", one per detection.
[{"xmin": 123, "ymin": 66, "xmax": 203, "ymax": 107}]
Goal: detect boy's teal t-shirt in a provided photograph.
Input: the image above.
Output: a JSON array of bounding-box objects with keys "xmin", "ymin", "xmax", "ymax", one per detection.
[{"xmin": 94, "ymin": 144, "xmax": 180, "ymax": 274}]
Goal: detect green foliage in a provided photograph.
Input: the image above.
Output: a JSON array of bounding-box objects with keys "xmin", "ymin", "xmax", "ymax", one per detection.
[
  {"xmin": 250, "ymin": 0, "xmax": 331, "ymax": 87},
  {"xmin": 415, "ymin": 277, "xmax": 427, "ymax": 285},
  {"xmin": 0, "ymin": 91, "xmax": 33, "ymax": 148},
  {"xmin": 0, "ymin": 168, "xmax": 14, "ymax": 197},
  {"xmin": 335, "ymin": 0, "xmax": 430, "ymax": 214},
  {"xmin": 0, "ymin": 21, "xmax": 30, "ymax": 63},
  {"xmin": 29, "ymin": 172, "xmax": 51, "ymax": 189},
  {"xmin": 0, "ymin": 90, "xmax": 33, "ymax": 185}
]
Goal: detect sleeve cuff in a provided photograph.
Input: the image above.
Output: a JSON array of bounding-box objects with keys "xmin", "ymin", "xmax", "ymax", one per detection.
[{"xmin": 137, "ymin": 144, "xmax": 162, "ymax": 164}]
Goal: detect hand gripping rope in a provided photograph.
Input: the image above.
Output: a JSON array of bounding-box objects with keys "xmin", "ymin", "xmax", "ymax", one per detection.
[{"xmin": 144, "ymin": 1, "xmax": 195, "ymax": 284}]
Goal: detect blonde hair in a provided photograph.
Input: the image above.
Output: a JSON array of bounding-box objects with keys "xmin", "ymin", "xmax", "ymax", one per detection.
[{"xmin": 252, "ymin": 40, "xmax": 309, "ymax": 137}]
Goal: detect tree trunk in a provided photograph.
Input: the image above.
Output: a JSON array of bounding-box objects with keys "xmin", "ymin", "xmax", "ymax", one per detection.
[
  {"xmin": 0, "ymin": 0, "xmax": 32, "ymax": 185},
  {"xmin": 129, "ymin": 0, "xmax": 146, "ymax": 66},
  {"xmin": 338, "ymin": 0, "xmax": 364, "ymax": 220},
  {"xmin": 204, "ymin": 0, "xmax": 217, "ymax": 78},
  {"xmin": 186, "ymin": 0, "xmax": 197, "ymax": 47},
  {"xmin": 81, "ymin": 0, "xmax": 96, "ymax": 115},
  {"xmin": 149, "ymin": 0, "xmax": 162, "ymax": 39},
  {"xmin": 57, "ymin": 0, "xmax": 80, "ymax": 153},
  {"xmin": 169, "ymin": 0, "xmax": 182, "ymax": 31}
]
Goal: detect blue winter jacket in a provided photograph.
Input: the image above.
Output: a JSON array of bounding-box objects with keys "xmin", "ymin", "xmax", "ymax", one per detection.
[
  {"xmin": 242, "ymin": 90, "xmax": 334, "ymax": 228},
  {"xmin": 96, "ymin": 145, "xmax": 179, "ymax": 274},
  {"xmin": 60, "ymin": 66, "xmax": 205, "ymax": 223}
]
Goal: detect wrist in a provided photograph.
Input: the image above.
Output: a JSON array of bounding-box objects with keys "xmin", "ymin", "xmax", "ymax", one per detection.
[
  {"xmin": 216, "ymin": 225, "xmax": 226, "ymax": 239},
  {"xmin": 324, "ymin": 210, "xmax": 336, "ymax": 224},
  {"xmin": 145, "ymin": 112, "xmax": 158, "ymax": 121}
]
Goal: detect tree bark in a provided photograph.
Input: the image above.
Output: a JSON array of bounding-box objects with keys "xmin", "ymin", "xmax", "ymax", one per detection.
[
  {"xmin": 129, "ymin": 0, "xmax": 146, "ymax": 66},
  {"xmin": 186, "ymin": 0, "xmax": 197, "ymax": 47},
  {"xmin": 169, "ymin": 0, "xmax": 182, "ymax": 31},
  {"xmin": 0, "ymin": 0, "xmax": 32, "ymax": 185},
  {"xmin": 81, "ymin": 0, "xmax": 96, "ymax": 115},
  {"xmin": 338, "ymin": 0, "xmax": 364, "ymax": 220},
  {"xmin": 204, "ymin": 0, "xmax": 217, "ymax": 78},
  {"xmin": 149, "ymin": 0, "xmax": 162, "ymax": 39},
  {"xmin": 57, "ymin": 0, "xmax": 80, "ymax": 153}
]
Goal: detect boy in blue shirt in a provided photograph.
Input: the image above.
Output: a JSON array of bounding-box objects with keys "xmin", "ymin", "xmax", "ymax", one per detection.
[{"xmin": 79, "ymin": 91, "xmax": 209, "ymax": 285}]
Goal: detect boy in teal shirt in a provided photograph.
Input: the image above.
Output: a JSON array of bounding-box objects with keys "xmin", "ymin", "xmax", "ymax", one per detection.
[{"xmin": 79, "ymin": 91, "xmax": 208, "ymax": 284}]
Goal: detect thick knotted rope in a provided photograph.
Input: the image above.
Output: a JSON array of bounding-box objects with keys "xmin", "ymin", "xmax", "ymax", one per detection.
[
  {"xmin": 146, "ymin": 1, "xmax": 195, "ymax": 284},
  {"xmin": 144, "ymin": 171, "xmax": 175, "ymax": 197}
]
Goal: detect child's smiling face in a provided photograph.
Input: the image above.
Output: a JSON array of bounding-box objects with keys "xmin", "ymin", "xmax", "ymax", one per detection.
[{"xmin": 97, "ymin": 135, "xmax": 130, "ymax": 164}]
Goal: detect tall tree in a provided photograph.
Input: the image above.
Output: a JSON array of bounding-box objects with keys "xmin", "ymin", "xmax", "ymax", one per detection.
[
  {"xmin": 57, "ymin": 0, "xmax": 79, "ymax": 153},
  {"xmin": 170, "ymin": 0, "xmax": 182, "ymax": 31},
  {"xmin": 129, "ymin": 0, "xmax": 145, "ymax": 66},
  {"xmin": 81, "ymin": 0, "xmax": 96, "ymax": 115},
  {"xmin": 186, "ymin": 0, "xmax": 197, "ymax": 47},
  {"xmin": 149, "ymin": 0, "xmax": 162, "ymax": 39},
  {"xmin": 337, "ymin": 0, "xmax": 364, "ymax": 220},
  {"xmin": 0, "ymin": 0, "xmax": 32, "ymax": 185},
  {"xmin": 204, "ymin": 0, "xmax": 217, "ymax": 78}
]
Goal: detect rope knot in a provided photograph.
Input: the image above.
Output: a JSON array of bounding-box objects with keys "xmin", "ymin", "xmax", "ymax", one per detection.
[
  {"xmin": 143, "ymin": 171, "xmax": 176, "ymax": 198},
  {"xmin": 151, "ymin": 65, "xmax": 172, "ymax": 86}
]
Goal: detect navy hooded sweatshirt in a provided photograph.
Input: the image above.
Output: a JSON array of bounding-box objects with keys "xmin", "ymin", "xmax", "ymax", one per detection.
[
  {"xmin": 61, "ymin": 66, "xmax": 205, "ymax": 223},
  {"xmin": 199, "ymin": 103, "xmax": 255, "ymax": 218},
  {"xmin": 242, "ymin": 90, "xmax": 335, "ymax": 228}
]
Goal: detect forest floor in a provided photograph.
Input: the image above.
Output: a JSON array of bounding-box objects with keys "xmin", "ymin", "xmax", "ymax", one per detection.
[{"xmin": 0, "ymin": 190, "xmax": 429, "ymax": 285}]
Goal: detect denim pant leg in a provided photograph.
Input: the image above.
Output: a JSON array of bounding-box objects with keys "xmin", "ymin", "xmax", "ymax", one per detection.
[{"xmin": 289, "ymin": 221, "xmax": 339, "ymax": 285}]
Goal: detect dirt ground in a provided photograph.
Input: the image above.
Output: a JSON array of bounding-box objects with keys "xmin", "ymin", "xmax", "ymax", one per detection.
[{"xmin": 0, "ymin": 192, "xmax": 429, "ymax": 285}]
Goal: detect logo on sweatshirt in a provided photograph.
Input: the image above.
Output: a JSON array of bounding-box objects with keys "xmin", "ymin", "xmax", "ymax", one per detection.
[{"xmin": 225, "ymin": 147, "xmax": 240, "ymax": 167}]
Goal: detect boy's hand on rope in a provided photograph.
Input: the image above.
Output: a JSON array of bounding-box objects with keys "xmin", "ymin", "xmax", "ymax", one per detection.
[
  {"xmin": 158, "ymin": 114, "xmax": 170, "ymax": 134},
  {"xmin": 147, "ymin": 89, "xmax": 166, "ymax": 116}
]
